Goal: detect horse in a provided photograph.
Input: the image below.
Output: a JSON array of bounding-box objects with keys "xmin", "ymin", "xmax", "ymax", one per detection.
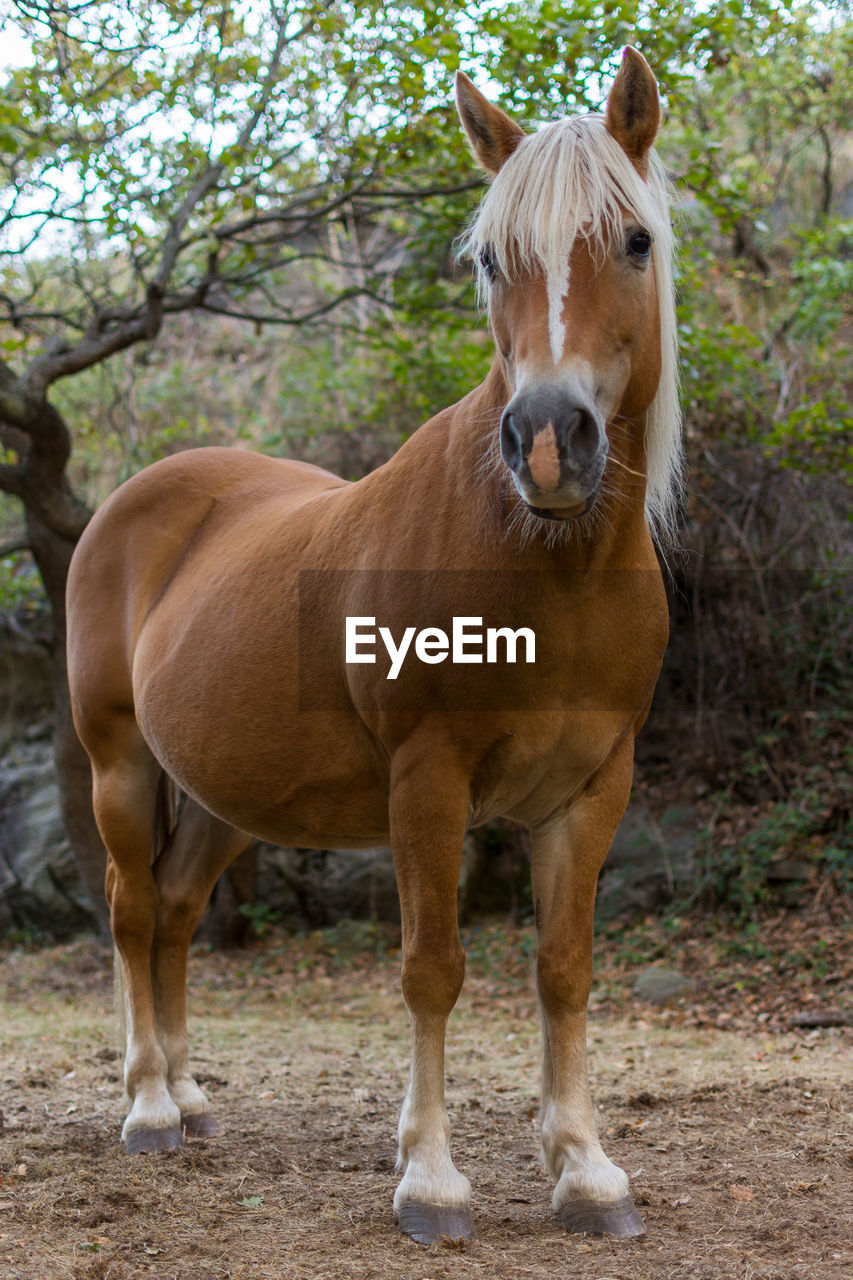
[{"xmin": 66, "ymin": 46, "xmax": 681, "ymax": 1246}]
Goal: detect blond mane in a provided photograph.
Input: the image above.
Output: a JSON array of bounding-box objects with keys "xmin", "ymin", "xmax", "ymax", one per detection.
[{"xmin": 460, "ymin": 113, "xmax": 682, "ymax": 542}]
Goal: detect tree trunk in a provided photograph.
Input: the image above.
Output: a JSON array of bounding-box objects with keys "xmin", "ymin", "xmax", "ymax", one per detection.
[
  {"xmin": 204, "ymin": 845, "xmax": 259, "ymax": 949},
  {"xmin": 22, "ymin": 493, "xmax": 258, "ymax": 944},
  {"xmin": 51, "ymin": 637, "xmax": 110, "ymax": 936},
  {"xmin": 4, "ymin": 385, "xmax": 257, "ymax": 945},
  {"xmin": 25, "ymin": 509, "xmax": 110, "ymax": 935}
]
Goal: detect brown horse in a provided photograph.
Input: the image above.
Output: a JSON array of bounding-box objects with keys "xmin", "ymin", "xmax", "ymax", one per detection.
[{"xmin": 66, "ymin": 47, "xmax": 681, "ymax": 1245}]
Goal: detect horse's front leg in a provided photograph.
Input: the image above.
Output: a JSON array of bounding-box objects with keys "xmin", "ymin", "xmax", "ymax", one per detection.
[
  {"xmin": 389, "ymin": 748, "xmax": 474, "ymax": 1245},
  {"xmin": 532, "ymin": 735, "xmax": 645, "ymax": 1238}
]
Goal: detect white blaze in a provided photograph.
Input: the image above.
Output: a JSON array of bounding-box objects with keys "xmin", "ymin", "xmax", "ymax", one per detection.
[{"xmin": 547, "ymin": 264, "xmax": 569, "ymax": 364}]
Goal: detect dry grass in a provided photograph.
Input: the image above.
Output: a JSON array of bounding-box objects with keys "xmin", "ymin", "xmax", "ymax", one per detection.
[{"xmin": 0, "ymin": 929, "xmax": 850, "ymax": 1279}]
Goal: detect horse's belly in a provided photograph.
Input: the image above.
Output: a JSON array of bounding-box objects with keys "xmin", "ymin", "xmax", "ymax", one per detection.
[
  {"xmin": 157, "ymin": 732, "xmax": 390, "ymax": 849},
  {"xmin": 135, "ymin": 668, "xmax": 391, "ymax": 848}
]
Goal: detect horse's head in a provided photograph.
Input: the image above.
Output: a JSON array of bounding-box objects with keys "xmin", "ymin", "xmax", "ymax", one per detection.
[{"xmin": 457, "ymin": 49, "xmax": 679, "ymax": 531}]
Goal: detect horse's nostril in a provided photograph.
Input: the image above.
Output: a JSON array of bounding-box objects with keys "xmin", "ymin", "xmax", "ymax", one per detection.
[
  {"xmin": 566, "ymin": 408, "xmax": 600, "ymax": 469},
  {"xmin": 500, "ymin": 411, "xmax": 524, "ymax": 471}
]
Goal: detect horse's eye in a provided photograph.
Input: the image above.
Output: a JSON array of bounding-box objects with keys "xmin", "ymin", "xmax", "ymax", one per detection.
[
  {"xmin": 479, "ymin": 246, "xmax": 499, "ymax": 281},
  {"xmin": 627, "ymin": 230, "xmax": 652, "ymax": 262}
]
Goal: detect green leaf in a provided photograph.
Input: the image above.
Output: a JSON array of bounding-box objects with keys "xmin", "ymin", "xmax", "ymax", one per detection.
[{"xmin": 239, "ymin": 1195, "xmax": 264, "ymax": 1209}]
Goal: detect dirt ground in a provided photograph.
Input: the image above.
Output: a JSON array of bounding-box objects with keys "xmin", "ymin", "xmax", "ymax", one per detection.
[{"xmin": 0, "ymin": 920, "xmax": 850, "ymax": 1280}]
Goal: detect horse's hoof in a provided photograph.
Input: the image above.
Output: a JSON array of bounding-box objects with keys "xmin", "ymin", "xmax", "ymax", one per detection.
[
  {"xmin": 397, "ymin": 1202, "xmax": 476, "ymax": 1245},
  {"xmin": 124, "ymin": 1125, "xmax": 184, "ymax": 1155},
  {"xmin": 559, "ymin": 1195, "xmax": 645, "ymax": 1238},
  {"xmin": 182, "ymin": 1112, "xmax": 220, "ymax": 1138}
]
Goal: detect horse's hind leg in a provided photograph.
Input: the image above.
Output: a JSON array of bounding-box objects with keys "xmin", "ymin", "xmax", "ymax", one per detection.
[
  {"xmin": 90, "ymin": 720, "xmax": 183, "ymax": 1153},
  {"xmin": 531, "ymin": 735, "xmax": 645, "ymax": 1238},
  {"xmin": 150, "ymin": 799, "xmax": 252, "ymax": 1135}
]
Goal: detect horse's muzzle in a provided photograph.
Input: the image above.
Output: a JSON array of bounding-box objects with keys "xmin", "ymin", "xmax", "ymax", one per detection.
[{"xmin": 500, "ymin": 385, "xmax": 606, "ymax": 517}]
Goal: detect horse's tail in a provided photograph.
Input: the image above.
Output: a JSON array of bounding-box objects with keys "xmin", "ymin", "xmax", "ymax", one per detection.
[
  {"xmin": 114, "ymin": 769, "xmax": 179, "ymax": 1068},
  {"xmin": 114, "ymin": 945, "xmax": 127, "ymax": 1089}
]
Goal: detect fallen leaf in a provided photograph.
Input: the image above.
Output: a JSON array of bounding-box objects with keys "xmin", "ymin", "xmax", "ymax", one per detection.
[
  {"xmin": 80, "ymin": 1234, "xmax": 111, "ymax": 1251},
  {"xmin": 728, "ymin": 1185, "xmax": 755, "ymax": 1202}
]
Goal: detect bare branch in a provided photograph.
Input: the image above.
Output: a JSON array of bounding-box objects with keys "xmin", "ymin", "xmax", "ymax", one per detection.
[
  {"xmin": 203, "ymin": 180, "xmax": 374, "ymax": 243},
  {"xmin": 0, "ymin": 537, "xmax": 31, "ymax": 557},
  {"xmin": 25, "ymin": 285, "xmax": 164, "ymax": 392},
  {"xmin": 0, "ymin": 356, "xmax": 30, "ymax": 429},
  {"xmin": 200, "ymin": 285, "xmax": 388, "ymax": 328},
  {"xmin": 355, "ymin": 178, "xmax": 483, "ymax": 203},
  {"xmin": 0, "ymin": 464, "xmax": 26, "ymax": 497},
  {"xmin": 152, "ymin": 10, "xmax": 297, "ymax": 293}
]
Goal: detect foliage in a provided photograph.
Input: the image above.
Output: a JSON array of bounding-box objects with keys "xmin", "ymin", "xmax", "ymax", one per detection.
[
  {"xmin": 0, "ymin": 1, "xmax": 479, "ymax": 343},
  {"xmin": 0, "ymin": 1, "xmax": 851, "ymax": 928},
  {"xmin": 0, "ymin": 549, "xmax": 42, "ymax": 611},
  {"xmin": 689, "ymin": 751, "xmax": 853, "ymax": 918},
  {"xmin": 237, "ymin": 902, "xmax": 282, "ymax": 941},
  {"xmin": 663, "ymin": 6, "xmax": 853, "ymax": 480},
  {"xmin": 301, "ymin": 919, "xmax": 398, "ymax": 964},
  {"xmin": 676, "ymin": 219, "xmax": 853, "ymax": 478},
  {"xmin": 3, "ymin": 2, "xmax": 850, "ymax": 502},
  {"xmin": 762, "ymin": 222, "xmax": 853, "ymax": 476}
]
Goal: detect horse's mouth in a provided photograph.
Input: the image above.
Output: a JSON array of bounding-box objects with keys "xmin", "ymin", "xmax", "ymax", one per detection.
[{"xmin": 521, "ymin": 495, "xmax": 595, "ymax": 522}]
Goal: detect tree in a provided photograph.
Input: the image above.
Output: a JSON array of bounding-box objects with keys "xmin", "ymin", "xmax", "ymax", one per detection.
[
  {"xmin": 0, "ymin": 0, "xmax": 483, "ymax": 918},
  {"xmin": 1, "ymin": 0, "xmax": 849, "ymax": 926}
]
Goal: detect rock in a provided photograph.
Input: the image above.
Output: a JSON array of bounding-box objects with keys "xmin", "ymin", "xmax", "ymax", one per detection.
[
  {"xmin": 0, "ymin": 738, "xmax": 99, "ymax": 936},
  {"xmin": 789, "ymin": 1009, "xmax": 852, "ymax": 1029},
  {"xmin": 254, "ymin": 843, "xmax": 400, "ymax": 927},
  {"xmin": 0, "ymin": 617, "xmax": 52, "ymax": 754},
  {"xmin": 632, "ymin": 966, "xmax": 695, "ymax": 1005},
  {"xmin": 766, "ymin": 859, "xmax": 817, "ymax": 883},
  {"xmin": 597, "ymin": 803, "xmax": 697, "ymax": 921},
  {"xmin": 249, "ymin": 835, "xmax": 480, "ymax": 930}
]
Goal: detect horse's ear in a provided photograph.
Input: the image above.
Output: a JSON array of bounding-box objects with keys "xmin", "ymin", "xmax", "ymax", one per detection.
[
  {"xmin": 605, "ymin": 47, "xmax": 660, "ymax": 173},
  {"xmin": 456, "ymin": 71, "xmax": 525, "ymax": 175}
]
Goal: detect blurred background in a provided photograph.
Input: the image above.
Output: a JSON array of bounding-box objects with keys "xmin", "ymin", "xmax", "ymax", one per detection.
[{"xmin": 0, "ymin": 0, "xmax": 849, "ymax": 951}]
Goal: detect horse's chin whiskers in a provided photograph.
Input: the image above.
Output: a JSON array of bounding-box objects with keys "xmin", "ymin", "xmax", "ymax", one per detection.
[
  {"xmin": 474, "ymin": 434, "xmax": 646, "ymax": 551},
  {"xmin": 606, "ymin": 455, "xmax": 647, "ymax": 481},
  {"xmin": 598, "ymin": 477, "xmax": 633, "ymax": 512},
  {"xmin": 475, "ymin": 433, "xmax": 503, "ymax": 486},
  {"xmin": 502, "ymin": 495, "xmax": 603, "ymax": 552},
  {"xmin": 604, "ymin": 422, "xmax": 635, "ymax": 447}
]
